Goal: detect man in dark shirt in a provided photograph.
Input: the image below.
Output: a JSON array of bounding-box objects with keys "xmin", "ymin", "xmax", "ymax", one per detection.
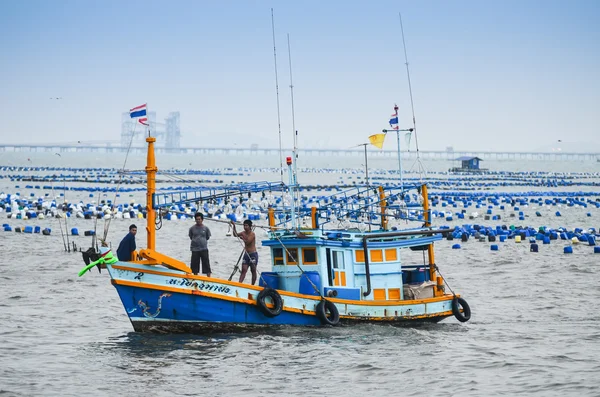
[
  {"xmin": 117, "ymin": 224, "xmax": 137, "ymax": 261},
  {"xmin": 189, "ymin": 213, "xmax": 212, "ymax": 276}
]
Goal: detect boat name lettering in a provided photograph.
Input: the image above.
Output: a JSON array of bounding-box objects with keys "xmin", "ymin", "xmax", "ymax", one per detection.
[
  {"xmin": 165, "ymin": 278, "xmax": 231, "ymax": 294},
  {"xmin": 197, "ymin": 283, "xmax": 231, "ymax": 294}
]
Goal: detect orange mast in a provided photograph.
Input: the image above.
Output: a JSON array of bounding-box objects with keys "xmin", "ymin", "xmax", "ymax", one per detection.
[
  {"xmin": 145, "ymin": 137, "xmax": 157, "ymax": 251},
  {"xmin": 137, "ymin": 135, "xmax": 191, "ymax": 273}
]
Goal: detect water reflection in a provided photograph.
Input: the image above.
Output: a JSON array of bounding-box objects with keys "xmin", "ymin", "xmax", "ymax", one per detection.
[{"xmin": 99, "ymin": 331, "xmax": 237, "ymax": 358}]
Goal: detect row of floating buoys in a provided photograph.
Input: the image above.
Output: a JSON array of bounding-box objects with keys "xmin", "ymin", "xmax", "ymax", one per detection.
[
  {"xmin": 2, "ymin": 172, "xmax": 600, "ymax": 194},
  {"xmin": 70, "ymin": 228, "xmax": 96, "ymax": 236},
  {"xmin": 444, "ymin": 223, "xmax": 599, "ymax": 254},
  {"xmin": 3, "ymin": 223, "xmax": 51, "ymax": 235},
  {"xmin": 4, "ymin": 165, "xmax": 599, "ymax": 182}
]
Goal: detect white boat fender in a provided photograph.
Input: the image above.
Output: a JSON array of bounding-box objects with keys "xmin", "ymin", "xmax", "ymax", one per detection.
[
  {"xmin": 452, "ymin": 297, "xmax": 471, "ymax": 322},
  {"xmin": 316, "ymin": 300, "xmax": 339, "ymax": 326},
  {"xmin": 256, "ymin": 288, "xmax": 283, "ymax": 317}
]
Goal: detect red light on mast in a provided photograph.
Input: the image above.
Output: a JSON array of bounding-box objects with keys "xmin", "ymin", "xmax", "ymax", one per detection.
[{"xmin": 286, "ymin": 156, "xmax": 292, "ymax": 165}]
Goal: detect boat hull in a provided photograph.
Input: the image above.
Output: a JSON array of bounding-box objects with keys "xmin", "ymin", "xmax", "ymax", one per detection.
[{"xmin": 108, "ymin": 262, "xmax": 457, "ymax": 333}]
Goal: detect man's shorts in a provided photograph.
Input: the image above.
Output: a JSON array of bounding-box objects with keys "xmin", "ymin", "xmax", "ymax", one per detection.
[{"xmin": 242, "ymin": 252, "xmax": 258, "ymax": 268}]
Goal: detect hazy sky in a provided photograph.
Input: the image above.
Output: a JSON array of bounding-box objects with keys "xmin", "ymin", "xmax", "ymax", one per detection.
[{"xmin": 0, "ymin": 0, "xmax": 598, "ymax": 152}]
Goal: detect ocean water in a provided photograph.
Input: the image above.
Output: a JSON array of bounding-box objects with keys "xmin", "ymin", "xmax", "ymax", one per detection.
[{"xmin": 1, "ymin": 152, "xmax": 599, "ymax": 396}]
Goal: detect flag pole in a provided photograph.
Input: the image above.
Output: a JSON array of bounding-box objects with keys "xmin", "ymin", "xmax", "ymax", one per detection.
[
  {"xmin": 383, "ymin": 125, "xmax": 413, "ymax": 189},
  {"xmin": 396, "ymin": 130, "xmax": 403, "ymax": 187},
  {"xmin": 393, "ymin": 104, "xmax": 403, "ymax": 187},
  {"xmin": 361, "ymin": 143, "xmax": 369, "ymax": 186}
]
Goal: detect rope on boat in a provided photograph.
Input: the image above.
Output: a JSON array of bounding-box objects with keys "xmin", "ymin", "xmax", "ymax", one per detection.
[
  {"xmin": 101, "ymin": 122, "xmax": 138, "ymax": 244},
  {"xmin": 432, "ymin": 264, "xmax": 456, "ymax": 297}
]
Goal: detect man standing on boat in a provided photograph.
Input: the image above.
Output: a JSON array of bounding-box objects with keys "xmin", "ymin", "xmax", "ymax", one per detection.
[
  {"xmin": 231, "ymin": 219, "xmax": 258, "ymax": 285},
  {"xmin": 189, "ymin": 213, "xmax": 212, "ymax": 277},
  {"xmin": 116, "ymin": 224, "xmax": 137, "ymax": 261}
]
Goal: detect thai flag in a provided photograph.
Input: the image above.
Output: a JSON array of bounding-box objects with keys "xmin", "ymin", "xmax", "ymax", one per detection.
[
  {"xmin": 389, "ymin": 104, "xmax": 399, "ymax": 130},
  {"xmin": 129, "ymin": 104, "xmax": 147, "ymax": 119}
]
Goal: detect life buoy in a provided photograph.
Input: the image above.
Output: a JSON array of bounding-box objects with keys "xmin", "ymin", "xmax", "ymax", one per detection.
[
  {"xmin": 256, "ymin": 288, "xmax": 283, "ymax": 317},
  {"xmin": 316, "ymin": 300, "xmax": 339, "ymax": 326},
  {"xmin": 452, "ymin": 297, "xmax": 471, "ymax": 322}
]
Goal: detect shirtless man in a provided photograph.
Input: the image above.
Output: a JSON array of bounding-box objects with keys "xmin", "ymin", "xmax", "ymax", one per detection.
[{"xmin": 231, "ymin": 219, "xmax": 258, "ymax": 285}]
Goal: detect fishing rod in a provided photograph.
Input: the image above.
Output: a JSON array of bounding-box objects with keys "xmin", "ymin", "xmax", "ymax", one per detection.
[
  {"xmin": 51, "ymin": 181, "xmax": 68, "ymax": 252},
  {"xmin": 63, "ymin": 182, "xmax": 71, "ymax": 252},
  {"xmin": 287, "ymin": 33, "xmax": 301, "ymax": 230},
  {"xmin": 228, "ymin": 250, "xmax": 245, "ymax": 281}
]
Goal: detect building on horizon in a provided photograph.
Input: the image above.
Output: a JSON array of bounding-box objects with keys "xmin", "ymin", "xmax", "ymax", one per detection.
[{"xmin": 121, "ymin": 111, "xmax": 181, "ymax": 149}]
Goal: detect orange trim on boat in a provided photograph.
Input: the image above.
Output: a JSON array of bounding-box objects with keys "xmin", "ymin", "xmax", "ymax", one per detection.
[
  {"xmin": 112, "ymin": 264, "xmax": 264, "ymax": 291},
  {"xmin": 110, "ymin": 265, "xmax": 458, "ymax": 306}
]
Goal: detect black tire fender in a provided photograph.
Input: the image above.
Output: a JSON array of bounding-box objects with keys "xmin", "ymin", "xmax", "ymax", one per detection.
[
  {"xmin": 316, "ymin": 300, "xmax": 340, "ymax": 326},
  {"xmin": 452, "ymin": 297, "xmax": 471, "ymax": 322},
  {"xmin": 256, "ymin": 288, "xmax": 283, "ymax": 317}
]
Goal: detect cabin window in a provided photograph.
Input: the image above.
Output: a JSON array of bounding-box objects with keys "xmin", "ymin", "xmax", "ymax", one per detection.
[
  {"xmin": 355, "ymin": 250, "xmax": 365, "ymax": 263},
  {"xmin": 370, "ymin": 249, "xmax": 383, "ymax": 262},
  {"xmin": 286, "ymin": 248, "xmax": 299, "ymax": 265},
  {"xmin": 332, "ymin": 251, "xmax": 345, "ymax": 270},
  {"xmin": 272, "ymin": 248, "xmax": 284, "ymax": 265},
  {"xmin": 302, "ymin": 248, "xmax": 318, "ymax": 264},
  {"xmin": 385, "ymin": 248, "xmax": 397, "ymax": 261}
]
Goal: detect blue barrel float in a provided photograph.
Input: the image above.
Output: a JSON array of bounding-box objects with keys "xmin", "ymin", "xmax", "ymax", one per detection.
[
  {"xmin": 259, "ymin": 272, "xmax": 280, "ymax": 289},
  {"xmin": 299, "ymin": 271, "xmax": 321, "ymax": 296},
  {"xmin": 410, "ymin": 266, "xmax": 430, "ymax": 283}
]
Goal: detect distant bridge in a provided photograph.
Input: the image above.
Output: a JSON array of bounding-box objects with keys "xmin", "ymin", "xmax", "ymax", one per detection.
[{"xmin": 0, "ymin": 143, "xmax": 598, "ymax": 162}]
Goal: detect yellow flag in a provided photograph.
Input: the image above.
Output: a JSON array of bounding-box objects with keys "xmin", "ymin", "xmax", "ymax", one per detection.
[{"xmin": 368, "ymin": 133, "xmax": 386, "ymax": 149}]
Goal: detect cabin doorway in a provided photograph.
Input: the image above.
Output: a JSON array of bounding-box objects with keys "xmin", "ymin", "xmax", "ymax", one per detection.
[{"xmin": 326, "ymin": 249, "xmax": 346, "ymax": 287}]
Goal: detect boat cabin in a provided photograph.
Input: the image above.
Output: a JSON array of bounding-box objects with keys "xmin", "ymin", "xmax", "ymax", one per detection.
[{"xmin": 261, "ymin": 229, "xmax": 442, "ymax": 301}]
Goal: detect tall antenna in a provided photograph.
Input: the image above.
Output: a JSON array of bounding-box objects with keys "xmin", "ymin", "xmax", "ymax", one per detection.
[
  {"xmin": 271, "ymin": 9, "xmax": 284, "ymax": 183},
  {"xmin": 399, "ymin": 12, "xmax": 427, "ymax": 178},
  {"xmin": 287, "ymin": 33, "xmax": 300, "ymax": 229},
  {"xmin": 287, "ymin": 34, "xmax": 298, "ymax": 163}
]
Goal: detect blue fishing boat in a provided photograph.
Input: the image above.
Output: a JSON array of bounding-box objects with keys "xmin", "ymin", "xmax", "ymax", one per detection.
[{"xmin": 82, "ymin": 136, "xmax": 471, "ymax": 333}]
